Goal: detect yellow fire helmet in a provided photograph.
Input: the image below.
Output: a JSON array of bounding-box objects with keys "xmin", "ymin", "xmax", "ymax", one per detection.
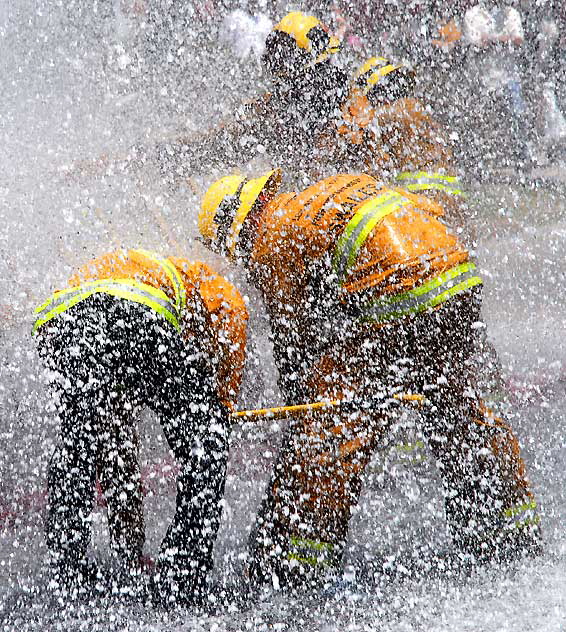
[
  {"xmin": 200, "ymin": 169, "xmax": 282, "ymax": 259},
  {"xmin": 262, "ymin": 11, "xmax": 341, "ymax": 77},
  {"xmin": 353, "ymin": 57, "xmax": 416, "ymax": 105}
]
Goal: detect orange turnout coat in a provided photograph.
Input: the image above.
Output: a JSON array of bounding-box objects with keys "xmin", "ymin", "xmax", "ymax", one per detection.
[
  {"xmin": 58, "ymin": 249, "xmax": 248, "ymax": 409},
  {"xmin": 336, "ymin": 93, "xmax": 471, "ymax": 239},
  {"xmin": 249, "ymin": 173, "xmax": 469, "ymax": 389}
]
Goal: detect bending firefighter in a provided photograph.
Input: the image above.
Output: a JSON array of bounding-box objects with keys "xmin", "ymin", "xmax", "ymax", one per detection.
[
  {"xmin": 33, "ymin": 249, "xmax": 248, "ymax": 603},
  {"xmin": 199, "ymin": 170, "xmax": 541, "ymax": 590}
]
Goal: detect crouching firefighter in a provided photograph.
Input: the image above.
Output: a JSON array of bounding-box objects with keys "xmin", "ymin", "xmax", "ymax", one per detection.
[
  {"xmin": 33, "ymin": 249, "xmax": 248, "ymax": 603},
  {"xmin": 198, "ymin": 170, "xmax": 541, "ymax": 591}
]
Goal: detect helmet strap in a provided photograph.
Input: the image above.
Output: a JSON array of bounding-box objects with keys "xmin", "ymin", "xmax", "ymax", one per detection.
[
  {"xmin": 236, "ymin": 197, "xmax": 267, "ymax": 266},
  {"xmin": 214, "ymin": 180, "xmax": 246, "ymax": 255}
]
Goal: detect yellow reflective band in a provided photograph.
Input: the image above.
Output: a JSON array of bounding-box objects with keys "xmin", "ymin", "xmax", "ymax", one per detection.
[
  {"xmin": 426, "ymin": 277, "xmax": 483, "ymax": 307},
  {"xmin": 361, "ymin": 263, "xmax": 483, "ymax": 323},
  {"xmin": 286, "ymin": 536, "xmax": 335, "ymax": 567},
  {"xmin": 333, "ymin": 191, "xmax": 408, "ymax": 285},
  {"xmin": 34, "ymin": 278, "xmax": 174, "ymax": 313},
  {"xmin": 312, "ymin": 38, "xmax": 342, "ymax": 66},
  {"xmin": 501, "ymin": 499, "xmax": 540, "ymax": 533},
  {"xmin": 392, "ymin": 440, "xmax": 427, "ymax": 466},
  {"xmin": 395, "ymin": 171, "xmax": 465, "ymax": 197},
  {"xmin": 34, "ymin": 294, "xmax": 56, "ymax": 316},
  {"xmin": 356, "ymin": 56, "xmax": 389, "ymax": 78},
  {"xmin": 467, "ymin": 500, "xmax": 540, "ymax": 543},
  {"xmin": 388, "ymin": 262, "xmax": 476, "ymax": 303},
  {"xmin": 405, "ymin": 182, "xmax": 464, "ymax": 196},
  {"xmin": 397, "ymin": 171, "xmax": 459, "ymax": 183},
  {"xmin": 287, "ymin": 553, "xmax": 329, "ymax": 567},
  {"xmin": 395, "ymin": 440, "xmax": 425, "ymax": 453},
  {"xmin": 290, "ymin": 537, "xmax": 334, "ymax": 552},
  {"xmin": 472, "ymin": 513, "xmax": 541, "ymax": 543},
  {"xmin": 513, "ymin": 515, "xmax": 541, "ymax": 530},
  {"xmin": 32, "ymin": 279, "xmax": 180, "ymax": 333},
  {"xmin": 503, "ymin": 500, "xmax": 537, "ymax": 519},
  {"xmin": 133, "ymin": 249, "xmax": 186, "ymax": 311}
]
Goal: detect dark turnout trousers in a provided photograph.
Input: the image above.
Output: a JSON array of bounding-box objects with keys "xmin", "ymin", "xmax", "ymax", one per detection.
[
  {"xmin": 38, "ymin": 294, "xmax": 229, "ymax": 601},
  {"xmin": 248, "ymin": 288, "xmax": 540, "ymax": 590}
]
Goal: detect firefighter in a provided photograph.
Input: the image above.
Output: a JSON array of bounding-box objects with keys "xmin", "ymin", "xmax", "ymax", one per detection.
[
  {"xmin": 154, "ymin": 15, "xmax": 465, "ymax": 204},
  {"xmin": 336, "ymin": 56, "xmax": 473, "ymax": 241},
  {"xmin": 339, "ymin": 56, "xmax": 513, "ymax": 397},
  {"xmin": 33, "ymin": 249, "xmax": 248, "ymax": 604},
  {"xmin": 257, "ymin": 11, "xmax": 347, "ymax": 146},
  {"xmin": 198, "ymin": 170, "xmax": 541, "ymax": 591},
  {"xmin": 157, "ymin": 10, "xmax": 347, "ymax": 182}
]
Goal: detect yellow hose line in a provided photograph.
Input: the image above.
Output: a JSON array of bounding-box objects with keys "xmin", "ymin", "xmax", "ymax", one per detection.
[
  {"xmin": 231, "ymin": 393, "xmax": 425, "ymax": 423},
  {"xmin": 394, "ymin": 393, "xmax": 426, "ymax": 404},
  {"xmin": 232, "ymin": 399, "xmax": 341, "ymax": 422}
]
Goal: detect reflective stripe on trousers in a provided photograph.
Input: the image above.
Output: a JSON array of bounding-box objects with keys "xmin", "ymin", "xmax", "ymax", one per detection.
[
  {"xmin": 395, "ymin": 170, "xmax": 466, "ymax": 197},
  {"xmin": 502, "ymin": 500, "xmax": 540, "ymax": 531},
  {"xmin": 33, "ymin": 279, "xmax": 180, "ymax": 333},
  {"xmin": 286, "ymin": 536, "xmax": 337, "ymax": 568},
  {"xmin": 359, "ymin": 262, "xmax": 483, "ymax": 324},
  {"xmin": 470, "ymin": 500, "xmax": 541, "ymax": 545},
  {"xmin": 333, "ymin": 190, "xmax": 409, "ymax": 285}
]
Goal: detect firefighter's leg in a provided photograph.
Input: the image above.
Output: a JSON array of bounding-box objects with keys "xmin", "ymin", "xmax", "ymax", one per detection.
[
  {"xmin": 423, "ymin": 394, "xmax": 541, "ymax": 560},
  {"xmin": 156, "ymin": 417, "xmax": 229, "ymax": 604},
  {"xmin": 141, "ymin": 321, "xmax": 230, "ymax": 604},
  {"xmin": 46, "ymin": 395, "xmax": 99, "ymax": 570},
  {"xmin": 41, "ymin": 296, "xmax": 156, "ymax": 592},
  {"xmin": 248, "ymin": 407, "xmax": 381, "ymax": 591},
  {"xmin": 417, "ymin": 289, "xmax": 541, "ymax": 560},
  {"xmin": 248, "ymin": 327, "xmax": 394, "ymax": 591},
  {"xmin": 96, "ymin": 393, "xmax": 145, "ymax": 568},
  {"xmin": 40, "ymin": 306, "xmax": 111, "ymax": 586}
]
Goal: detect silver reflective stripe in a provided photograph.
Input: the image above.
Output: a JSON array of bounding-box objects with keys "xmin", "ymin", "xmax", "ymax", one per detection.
[
  {"xmin": 395, "ymin": 170, "xmax": 465, "ymax": 197},
  {"xmin": 333, "ymin": 191, "xmax": 408, "ymax": 285},
  {"xmin": 361, "ymin": 262, "xmax": 483, "ymax": 323},
  {"xmin": 33, "ymin": 279, "xmax": 180, "ymax": 332}
]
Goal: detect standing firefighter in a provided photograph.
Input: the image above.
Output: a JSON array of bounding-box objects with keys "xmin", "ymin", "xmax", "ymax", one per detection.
[
  {"xmin": 255, "ymin": 11, "xmax": 347, "ymax": 152},
  {"xmin": 33, "ymin": 249, "xmax": 248, "ymax": 604},
  {"xmin": 336, "ymin": 56, "xmax": 472, "ymax": 240},
  {"xmin": 157, "ymin": 10, "xmax": 348, "ymax": 180},
  {"xmin": 198, "ymin": 170, "xmax": 540, "ymax": 590},
  {"xmin": 151, "ymin": 14, "xmax": 464, "ymax": 207}
]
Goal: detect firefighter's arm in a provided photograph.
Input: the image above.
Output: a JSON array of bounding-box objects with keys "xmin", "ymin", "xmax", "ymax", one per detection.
[
  {"xmin": 155, "ymin": 94, "xmax": 272, "ymax": 180},
  {"xmin": 156, "ymin": 119, "xmax": 248, "ymax": 180},
  {"xmin": 214, "ymin": 300, "xmax": 248, "ymax": 411},
  {"xmin": 60, "ymin": 93, "xmax": 271, "ymax": 184},
  {"xmin": 196, "ymin": 267, "xmax": 249, "ymax": 411}
]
